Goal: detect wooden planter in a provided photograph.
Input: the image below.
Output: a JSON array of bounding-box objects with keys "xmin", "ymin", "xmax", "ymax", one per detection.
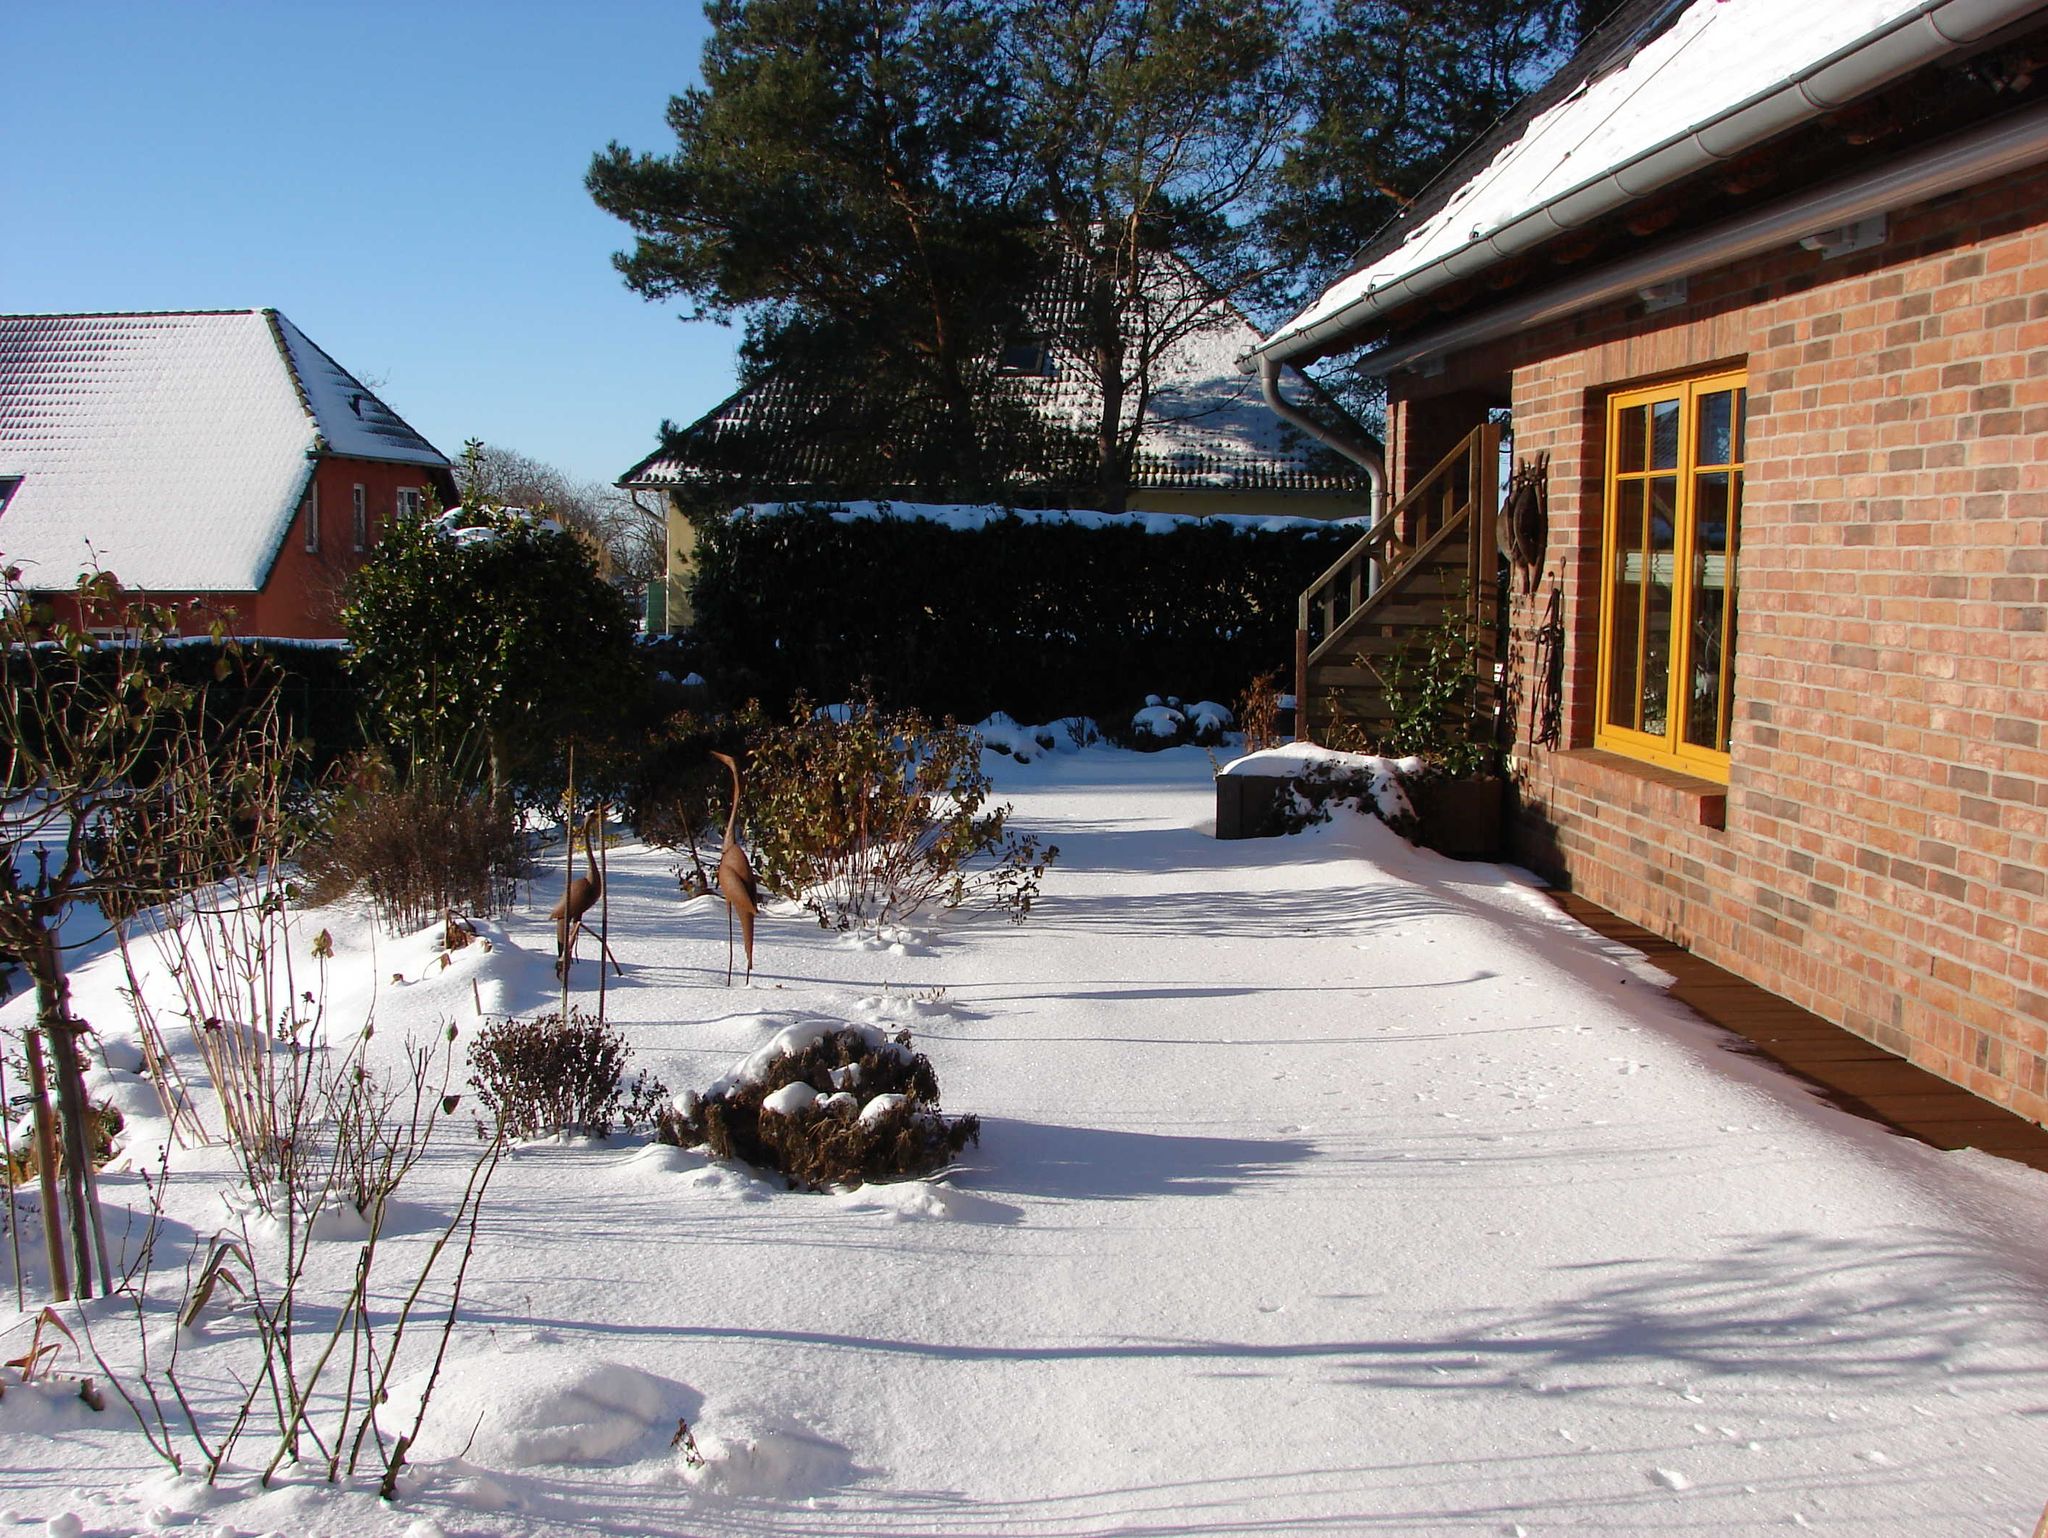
[
  {"xmin": 1215, "ymin": 770, "xmax": 1507, "ymax": 860},
  {"xmin": 1213, "ymin": 773, "xmax": 1294, "ymax": 841},
  {"xmin": 1406, "ymin": 774, "xmax": 1506, "ymax": 861}
]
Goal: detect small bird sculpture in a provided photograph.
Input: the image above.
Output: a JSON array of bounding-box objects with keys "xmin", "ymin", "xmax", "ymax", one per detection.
[
  {"xmin": 709, "ymin": 751, "xmax": 760, "ymax": 985},
  {"xmin": 551, "ymin": 806, "xmax": 621, "ymax": 980}
]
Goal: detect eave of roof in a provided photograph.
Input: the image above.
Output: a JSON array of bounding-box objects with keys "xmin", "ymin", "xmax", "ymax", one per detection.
[{"xmin": 1257, "ymin": 0, "xmax": 2048, "ymax": 368}]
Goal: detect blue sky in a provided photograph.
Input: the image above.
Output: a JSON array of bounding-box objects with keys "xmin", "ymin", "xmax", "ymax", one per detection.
[{"xmin": 6, "ymin": 2, "xmax": 738, "ymax": 489}]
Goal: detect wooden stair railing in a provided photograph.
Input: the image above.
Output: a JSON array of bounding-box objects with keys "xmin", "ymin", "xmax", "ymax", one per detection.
[{"xmin": 1295, "ymin": 421, "xmax": 1501, "ymax": 746}]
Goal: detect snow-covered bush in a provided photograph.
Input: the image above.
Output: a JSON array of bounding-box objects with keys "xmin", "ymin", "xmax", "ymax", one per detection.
[
  {"xmin": 742, "ymin": 694, "xmax": 1057, "ymax": 930},
  {"xmin": 665, "ymin": 1021, "xmax": 978, "ymax": 1191},
  {"xmin": 466, "ymin": 1009, "xmax": 668, "ymax": 1140},
  {"xmin": 1120, "ymin": 694, "xmax": 1233, "ymax": 751},
  {"xmin": 301, "ymin": 754, "xmax": 522, "ymax": 934},
  {"xmin": 971, "ymin": 712, "xmax": 1099, "ymax": 763}
]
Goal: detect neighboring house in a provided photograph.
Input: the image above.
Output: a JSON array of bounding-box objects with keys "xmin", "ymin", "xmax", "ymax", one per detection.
[
  {"xmin": 0, "ymin": 310, "xmax": 456, "ymax": 639},
  {"xmin": 1250, "ymin": 0, "xmax": 2048, "ymax": 1122},
  {"xmin": 620, "ymin": 255, "xmax": 1376, "ymax": 631}
]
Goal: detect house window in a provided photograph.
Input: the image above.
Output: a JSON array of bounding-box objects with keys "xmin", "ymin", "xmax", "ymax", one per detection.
[
  {"xmin": 396, "ymin": 487, "xmax": 424, "ymax": 520},
  {"xmin": 997, "ymin": 340, "xmax": 1053, "ymax": 377},
  {"xmin": 303, "ymin": 482, "xmax": 320, "ymax": 552},
  {"xmin": 1596, "ymin": 369, "xmax": 1745, "ymax": 781},
  {"xmin": 0, "ymin": 476, "xmax": 20, "ymax": 513},
  {"xmin": 352, "ymin": 485, "xmax": 367, "ymax": 550}
]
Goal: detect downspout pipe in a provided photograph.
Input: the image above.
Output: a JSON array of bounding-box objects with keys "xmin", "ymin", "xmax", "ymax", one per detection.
[
  {"xmin": 1252, "ymin": 0, "xmax": 2044, "ymax": 370},
  {"xmin": 1258, "ymin": 358, "xmax": 1387, "ymax": 519}
]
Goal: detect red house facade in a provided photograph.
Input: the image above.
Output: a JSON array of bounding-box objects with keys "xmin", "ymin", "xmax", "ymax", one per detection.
[
  {"xmin": 0, "ymin": 310, "xmax": 455, "ymax": 639},
  {"xmin": 1254, "ymin": 0, "xmax": 2048, "ymax": 1123}
]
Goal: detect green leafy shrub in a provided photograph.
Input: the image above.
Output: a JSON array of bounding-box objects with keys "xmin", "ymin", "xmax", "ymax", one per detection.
[
  {"xmin": 742, "ymin": 694, "xmax": 1056, "ymax": 930},
  {"xmin": 301, "ymin": 754, "xmax": 523, "ymax": 933},
  {"xmin": 341, "ymin": 501, "xmax": 641, "ymax": 801},
  {"xmin": 466, "ymin": 1008, "xmax": 669, "ymax": 1141},
  {"xmin": 664, "ymin": 1023, "xmax": 978, "ymax": 1191}
]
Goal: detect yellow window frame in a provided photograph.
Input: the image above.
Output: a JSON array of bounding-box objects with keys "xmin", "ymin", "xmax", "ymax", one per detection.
[{"xmin": 1594, "ymin": 369, "xmax": 1746, "ymax": 783}]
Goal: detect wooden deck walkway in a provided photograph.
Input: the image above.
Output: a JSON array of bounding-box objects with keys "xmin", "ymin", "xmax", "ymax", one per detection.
[{"xmin": 1548, "ymin": 890, "xmax": 2048, "ymax": 1175}]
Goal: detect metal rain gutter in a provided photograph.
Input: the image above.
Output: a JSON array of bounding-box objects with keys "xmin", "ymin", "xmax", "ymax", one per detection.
[
  {"xmin": 1342, "ymin": 97, "xmax": 2048, "ymax": 380},
  {"xmin": 1258, "ymin": 361, "xmax": 1387, "ymax": 518},
  {"xmin": 1249, "ymin": 0, "xmax": 2043, "ymax": 370}
]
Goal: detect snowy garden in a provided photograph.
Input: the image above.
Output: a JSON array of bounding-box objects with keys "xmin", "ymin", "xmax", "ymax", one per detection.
[{"xmin": 5, "ymin": 716, "xmax": 2048, "ymax": 1535}]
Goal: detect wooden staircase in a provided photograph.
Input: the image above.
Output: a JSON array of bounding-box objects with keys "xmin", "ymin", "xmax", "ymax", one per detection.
[{"xmin": 1295, "ymin": 422, "xmax": 1501, "ymax": 746}]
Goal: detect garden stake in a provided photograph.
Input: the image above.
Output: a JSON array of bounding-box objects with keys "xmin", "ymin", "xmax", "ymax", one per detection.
[
  {"xmin": 22, "ymin": 1028, "xmax": 68, "ymax": 1301},
  {"xmin": 0, "ymin": 1028, "xmax": 23, "ymax": 1308},
  {"xmin": 559, "ymin": 748, "xmax": 574, "ymax": 1026},
  {"xmin": 596, "ymin": 818, "xmax": 610, "ymax": 1026}
]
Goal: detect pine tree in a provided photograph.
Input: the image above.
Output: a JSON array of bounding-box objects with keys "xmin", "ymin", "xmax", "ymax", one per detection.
[{"xmin": 587, "ymin": 0, "xmax": 1050, "ymax": 500}]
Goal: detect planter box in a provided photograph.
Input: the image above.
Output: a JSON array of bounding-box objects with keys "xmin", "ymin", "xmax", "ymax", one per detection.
[
  {"xmin": 1214, "ymin": 773, "xmax": 1294, "ymax": 840},
  {"xmin": 1406, "ymin": 775, "xmax": 1506, "ymax": 861},
  {"xmin": 1217, "ymin": 769, "xmax": 1506, "ymax": 859}
]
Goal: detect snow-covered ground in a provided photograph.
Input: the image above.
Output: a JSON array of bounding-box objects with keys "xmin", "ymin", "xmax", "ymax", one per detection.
[{"xmin": 4, "ymin": 745, "xmax": 2048, "ymax": 1537}]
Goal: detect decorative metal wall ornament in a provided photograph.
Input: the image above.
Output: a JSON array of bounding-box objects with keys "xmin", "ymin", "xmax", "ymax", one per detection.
[
  {"xmin": 1531, "ymin": 580, "xmax": 1566, "ymax": 752},
  {"xmin": 1496, "ymin": 451, "xmax": 1550, "ymax": 585}
]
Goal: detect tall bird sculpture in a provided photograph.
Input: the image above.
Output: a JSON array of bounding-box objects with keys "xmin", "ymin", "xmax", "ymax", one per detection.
[
  {"xmin": 551, "ymin": 807, "xmax": 621, "ymax": 980},
  {"xmin": 709, "ymin": 752, "xmax": 759, "ymax": 984}
]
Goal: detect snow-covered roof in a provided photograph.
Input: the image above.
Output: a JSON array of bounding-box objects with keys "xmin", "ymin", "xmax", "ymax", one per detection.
[
  {"xmin": 623, "ymin": 253, "xmax": 1371, "ymax": 498},
  {"xmin": 0, "ymin": 310, "xmax": 447, "ymax": 592},
  {"xmin": 1264, "ymin": 0, "xmax": 2036, "ymax": 359}
]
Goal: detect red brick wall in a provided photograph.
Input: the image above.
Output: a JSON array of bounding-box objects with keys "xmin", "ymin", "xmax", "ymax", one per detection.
[
  {"xmin": 247, "ymin": 458, "xmax": 441, "ymax": 638},
  {"xmin": 1390, "ymin": 165, "xmax": 2048, "ymax": 1124}
]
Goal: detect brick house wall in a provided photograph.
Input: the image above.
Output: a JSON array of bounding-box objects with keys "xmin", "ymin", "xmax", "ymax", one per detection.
[{"xmin": 1386, "ymin": 163, "xmax": 2048, "ymax": 1124}]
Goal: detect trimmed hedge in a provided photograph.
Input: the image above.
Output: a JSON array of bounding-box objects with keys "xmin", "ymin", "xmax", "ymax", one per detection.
[
  {"xmin": 3, "ymin": 638, "xmax": 366, "ymax": 775},
  {"xmin": 688, "ymin": 505, "xmax": 1356, "ymax": 722}
]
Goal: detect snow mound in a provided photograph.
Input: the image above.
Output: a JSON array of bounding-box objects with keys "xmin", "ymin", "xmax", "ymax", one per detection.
[
  {"xmin": 392, "ymin": 1346, "xmax": 689, "ymax": 1468},
  {"xmin": 685, "ymin": 1410, "xmax": 857, "ymax": 1498},
  {"xmin": 834, "ymin": 1179, "xmax": 1022, "ymax": 1225},
  {"xmin": 973, "ymin": 711, "xmax": 1099, "ymax": 762}
]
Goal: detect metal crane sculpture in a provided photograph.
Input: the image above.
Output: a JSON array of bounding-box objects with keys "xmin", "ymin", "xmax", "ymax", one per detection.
[
  {"xmin": 552, "ymin": 805, "xmax": 621, "ymax": 981},
  {"xmin": 709, "ymin": 751, "xmax": 759, "ymax": 985}
]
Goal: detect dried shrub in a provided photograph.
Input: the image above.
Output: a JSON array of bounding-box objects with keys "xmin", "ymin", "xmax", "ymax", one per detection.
[
  {"xmin": 301, "ymin": 755, "xmax": 522, "ymax": 933},
  {"xmin": 742, "ymin": 693, "xmax": 1056, "ymax": 931},
  {"xmin": 1236, "ymin": 671, "xmax": 1283, "ymax": 754},
  {"xmin": 466, "ymin": 1009, "xmax": 667, "ymax": 1140},
  {"xmin": 665, "ymin": 1025, "xmax": 978, "ymax": 1191}
]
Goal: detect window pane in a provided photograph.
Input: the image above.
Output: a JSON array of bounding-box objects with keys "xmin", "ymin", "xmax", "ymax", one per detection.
[
  {"xmin": 1733, "ymin": 387, "xmax": 1747, "ymax": 462},
  {"xmin": 1605, "ymin": 479, "xmax": 1644, "ymax": 729},
  {"xmin": 1697, "ymin": 390, "xmax": 1734, "ymax": 467},
  {"xmin": 1650, "ymin": 398, "xmax": 1680, "ymax": 470},
  {"xmin": 1685, "ymin": 471, "xmax": 1732, "ymax": 750},
  {"xmin": 1616, "ymin": 404, "xmax": 1647, "ymax": 474},
  {"xmin": 1641, "ymin": 476, "xmax": 1677, "ymax": 737}
]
